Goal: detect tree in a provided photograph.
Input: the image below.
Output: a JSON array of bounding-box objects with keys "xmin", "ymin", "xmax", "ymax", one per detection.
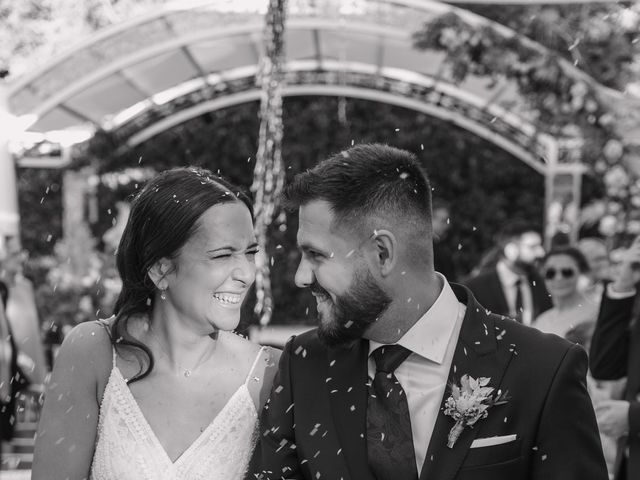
[
  {"xmin": 413, "ymin": 4, "xmax": 640, "ymax": 243},
  {"xmin": 0, "ymin": 0, "xmax": 170, "ymax": 79}
]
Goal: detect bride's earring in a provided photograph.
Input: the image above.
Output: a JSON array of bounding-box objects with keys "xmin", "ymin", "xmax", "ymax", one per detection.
[{"xmin": 150, "ymin": 262, "xmax": 170, "ymax": 301}]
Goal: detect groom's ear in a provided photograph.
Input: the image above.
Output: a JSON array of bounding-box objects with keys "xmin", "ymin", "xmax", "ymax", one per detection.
[
  {"xmin": 503, "ymin": 241, "xmax": 519, "ymax": 262},
  {"xmin": 371, "ymin": 229, "xmax": 396, "ymax": 277}
]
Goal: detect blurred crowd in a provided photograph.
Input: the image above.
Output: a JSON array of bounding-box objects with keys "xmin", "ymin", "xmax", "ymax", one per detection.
[{"xmin": 453, "ymin": 214, "xmax": 636, "ymax": 479}]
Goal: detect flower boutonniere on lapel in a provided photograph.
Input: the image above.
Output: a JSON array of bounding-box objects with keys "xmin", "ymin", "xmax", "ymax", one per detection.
[{"xmin": 443, "ymin": 374, "xmax": 509, "ymax": 448}]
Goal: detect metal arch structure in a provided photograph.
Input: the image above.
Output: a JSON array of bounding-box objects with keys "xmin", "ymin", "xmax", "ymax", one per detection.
[
  {"xmin": 5, "ymin": 0, "xmax": 573, "ymax": 164},
  {"xmin": 120, "ymin": 66, "xmax": 555, "ymax": 175},
  {"xmin": 2, "ymin": 0, "xmax": 594, "ymax": 240}
]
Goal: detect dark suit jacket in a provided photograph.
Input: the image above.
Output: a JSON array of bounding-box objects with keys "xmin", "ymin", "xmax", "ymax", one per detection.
[
  {"xmin": 464, "ymin": 267, "xmax": 552, "ymax": 321},
  {"xmin": 250, "ymin": 284, "xmax": 607, "ymax": 480},
  {"xmin": 590, "ymin": 292, "xmax": 640, "ymax": 480}
]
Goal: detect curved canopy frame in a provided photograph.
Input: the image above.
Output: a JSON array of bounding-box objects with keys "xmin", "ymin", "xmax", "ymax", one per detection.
[
  {"xmin": 6, "ymin": 0, "xmax": 589, "ymax": 171},
  {"xmin": 121, "ymin": 66, "xmax": 555, "ymax": 174}
]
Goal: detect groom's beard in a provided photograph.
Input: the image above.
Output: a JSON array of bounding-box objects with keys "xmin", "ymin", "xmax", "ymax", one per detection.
[
  {"xmin": 311, "ymin": 267, "xmax": 391, "ymax": 347},
  {"xmin": 515, "ymin": 259, "xmax": 538, "ymax": 277}
]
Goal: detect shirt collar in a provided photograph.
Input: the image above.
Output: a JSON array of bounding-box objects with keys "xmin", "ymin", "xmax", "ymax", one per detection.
[{"xmin": 369, "ymin": 273, "xmax": 460, "ymax": 365}]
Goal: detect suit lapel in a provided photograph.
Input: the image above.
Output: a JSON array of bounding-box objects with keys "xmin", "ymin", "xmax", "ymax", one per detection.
[
  {"xmin": 489, "ymin": 269, "xmax": 510, "ymax": 316},
  {"xmin": 326, "ymin": 339, "xmax": 373, "ymax": 480},
  {"xmin": 420, "ymin": 285, "xmax": 514, "ymax": 480},
  {"xmin": 528, "ymin": 272, "xmax": 551, "ymax": 318}
]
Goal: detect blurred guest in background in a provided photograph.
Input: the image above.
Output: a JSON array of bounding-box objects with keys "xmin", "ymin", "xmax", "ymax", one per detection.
[
  {"xmin": 609, "ymin": 245, "xmax": 640, "ymax": 291},
  {"xmin": 465, "ymin": 220, "xmax": 551, "ymax": 324},
  {"xmin": 564, "ymin": 320, "xmax": 622, "ymax": 478},
  {"xmin": 590, "ymin": 235, "xmax": 640, "ymax": 480},
  {"xmin": 431, "ymin": 198, "xmax": 457, "ymax": 282},
  {"xmin": 578, "ymin": 237, "xmax": 612, "ymax": 304},
  {"xmin": 0, "ymin": 279, "xmax": 32, "ymax": 465},
  {"xmin": 0, "ymin": 236, "xmax": 47, "ymax": 387},
  {"xmin": 533, "ymin": 246, "xmax": 598, "ymax": 338}
]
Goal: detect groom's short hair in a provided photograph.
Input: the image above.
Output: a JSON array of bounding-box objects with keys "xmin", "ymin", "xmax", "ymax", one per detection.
[
  {"xmin": 283, "ymin": 143, "xmax": 433, "ymax": 240},
  {"xmin": 496, "ymin": 220, "xmax": 541, "ymax": 248}
]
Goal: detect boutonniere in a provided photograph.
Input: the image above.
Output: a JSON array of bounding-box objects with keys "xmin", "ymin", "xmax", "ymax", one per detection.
[{"xmin": 443, "ymin": 374, "xmax": 509, "ymax": 448}]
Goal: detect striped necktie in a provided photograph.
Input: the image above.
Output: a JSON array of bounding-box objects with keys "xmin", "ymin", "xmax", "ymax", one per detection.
[
  {"xmin": 366, "ymin": 345, "xmax": 418, "ymax": 480},
  {"xmin": 514, "ymin": 278, "xmax": 524, "ymax": 323}
]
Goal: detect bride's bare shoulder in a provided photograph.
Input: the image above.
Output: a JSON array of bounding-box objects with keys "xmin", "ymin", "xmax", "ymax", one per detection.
[
  {"xmin": 61, "ymin": 319, "xmax": 113, "ymax": 353},
  {"xmin": 50, "ymin": 319, "xmax": 113, "ymax": 386}
]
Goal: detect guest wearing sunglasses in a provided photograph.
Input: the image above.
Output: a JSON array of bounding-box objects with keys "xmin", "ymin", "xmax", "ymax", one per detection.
[
  {"xmin": 533, "ymin": 246, "xmax": 598, "ymax": 338},
  {"xmin": 578, "ymin": 237, "xmax": 612, "ymax": 304}
]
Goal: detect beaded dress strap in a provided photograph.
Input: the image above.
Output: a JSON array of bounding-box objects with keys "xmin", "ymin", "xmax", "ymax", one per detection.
[
  {"xmin": 244, "ymin": 346, "xmax": 267, "ymax": 385},
  {"xmin": 95, "ymin": 318, "xmax": 117, "ymax": 368}
]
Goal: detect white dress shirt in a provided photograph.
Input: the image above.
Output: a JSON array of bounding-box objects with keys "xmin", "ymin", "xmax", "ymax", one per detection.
[
  {"xmin": 496, "ymin": 260, "xmax": 534, "ymax": 325},
  {"xmin": 606, "ymin": 283, "xmax": 636, "ymax": 299},
  {"xmin": 368, "ymin": 274, "xmax": 465, "ymax": 474}
]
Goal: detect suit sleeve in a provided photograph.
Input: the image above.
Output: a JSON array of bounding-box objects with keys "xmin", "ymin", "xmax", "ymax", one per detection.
[
  {"xmin": 531, "ymin": 344, "xmax": 608, "ymax": 480},
  {"xmin": 247, "ymin": 336, "xmax": 303, "ymax": 480},
  {"xmin": 629, "ymin": 401, "xmax": 640, "ymax": 441},
  {"xmin": 589, "ymin": 292, "xmax": 635, "ymax": 380}
]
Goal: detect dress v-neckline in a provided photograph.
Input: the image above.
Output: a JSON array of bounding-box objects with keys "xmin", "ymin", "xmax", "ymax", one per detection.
[{"xmin": 111, "ymin": 366, "xmax": 252, "ymax": 465}]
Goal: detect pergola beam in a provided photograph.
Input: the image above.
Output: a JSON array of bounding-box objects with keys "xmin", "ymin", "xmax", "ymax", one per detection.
[
  {"xmin": 0, "ymin": 86, "xmax": 20, "ymax": 237},
  {"xmin": 58, "ymin": 103, "xmax": 100, "ymax": 125}
]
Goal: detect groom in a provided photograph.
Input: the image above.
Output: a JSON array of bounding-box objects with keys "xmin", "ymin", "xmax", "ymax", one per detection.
[{"xmin": 249, "ymin": 144, "xmax": 607, "ymax": 479}]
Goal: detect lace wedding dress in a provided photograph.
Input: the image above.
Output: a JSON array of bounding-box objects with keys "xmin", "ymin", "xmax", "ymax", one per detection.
[{"xmin": 89, "ymin": 346, "xmax": 266, "ymax": 480}]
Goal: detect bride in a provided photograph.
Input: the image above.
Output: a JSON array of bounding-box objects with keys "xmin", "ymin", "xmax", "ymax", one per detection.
[{"xmin": 32, "ymin": 167, "xmax": 280, "ymax": 480}]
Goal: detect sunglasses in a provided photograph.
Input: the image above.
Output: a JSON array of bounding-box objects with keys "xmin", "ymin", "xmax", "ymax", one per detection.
[{"xmin": 544, "ymin": 268, "xmax": 576, "ymax": 280}]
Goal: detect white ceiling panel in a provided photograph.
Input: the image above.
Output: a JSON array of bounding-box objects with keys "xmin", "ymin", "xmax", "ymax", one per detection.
[
  {"xmin": 123, "ymin": 49, "xmax": 201, "ymax": 95},
  {"xmin": 285, "ymin": 29, "xmax": 317, "ymax": 62},
  {"xmin": 189, "ymin": 35, "xmax": 258, "ymax": 74},
  {"xmin": 64, "ymin": 74, "xmax": 146, "ymax": 123},
  {"xmin": 31, "ymin": 107, "xmax": 88, "ymax": 132},
  {"xmin": 318, "ymin": 30, "xmax": 379, "ymax": 65},
  {"xmin": 382, "ymin": 37, "xmax": 444, "ymax": 77}
]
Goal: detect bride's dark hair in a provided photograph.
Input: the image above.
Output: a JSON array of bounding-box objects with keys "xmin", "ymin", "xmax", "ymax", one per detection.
[{"xmin": 111, "ymin": 167, "xmax": 253, "ymax": 383}]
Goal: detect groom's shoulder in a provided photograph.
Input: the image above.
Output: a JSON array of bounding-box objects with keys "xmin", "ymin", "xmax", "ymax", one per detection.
[
  {"xmin": 284, "ymin": 328, "xmax": 326, "ymax": 355},
  {"xmin": 290, "ymin": 327, "xmax": 320, "ymax": 343},
  {"xmin": 492, "ymin": 313, "xmax": 583, "ymax": 363}
]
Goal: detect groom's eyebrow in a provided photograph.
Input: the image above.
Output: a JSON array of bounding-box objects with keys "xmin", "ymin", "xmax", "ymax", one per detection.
[
  {"xmin": 297, "ymin": 242, "xmax": 312, "ymax": 252},
  {"xmin": 298, "ymin": 242, "xmax": 326, "ymax": 254}
]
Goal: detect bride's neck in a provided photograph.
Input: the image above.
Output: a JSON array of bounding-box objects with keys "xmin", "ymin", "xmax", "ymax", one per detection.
[{"xmin": 146, "ymin": 310, "xmax": 219, "ymax": 363}]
